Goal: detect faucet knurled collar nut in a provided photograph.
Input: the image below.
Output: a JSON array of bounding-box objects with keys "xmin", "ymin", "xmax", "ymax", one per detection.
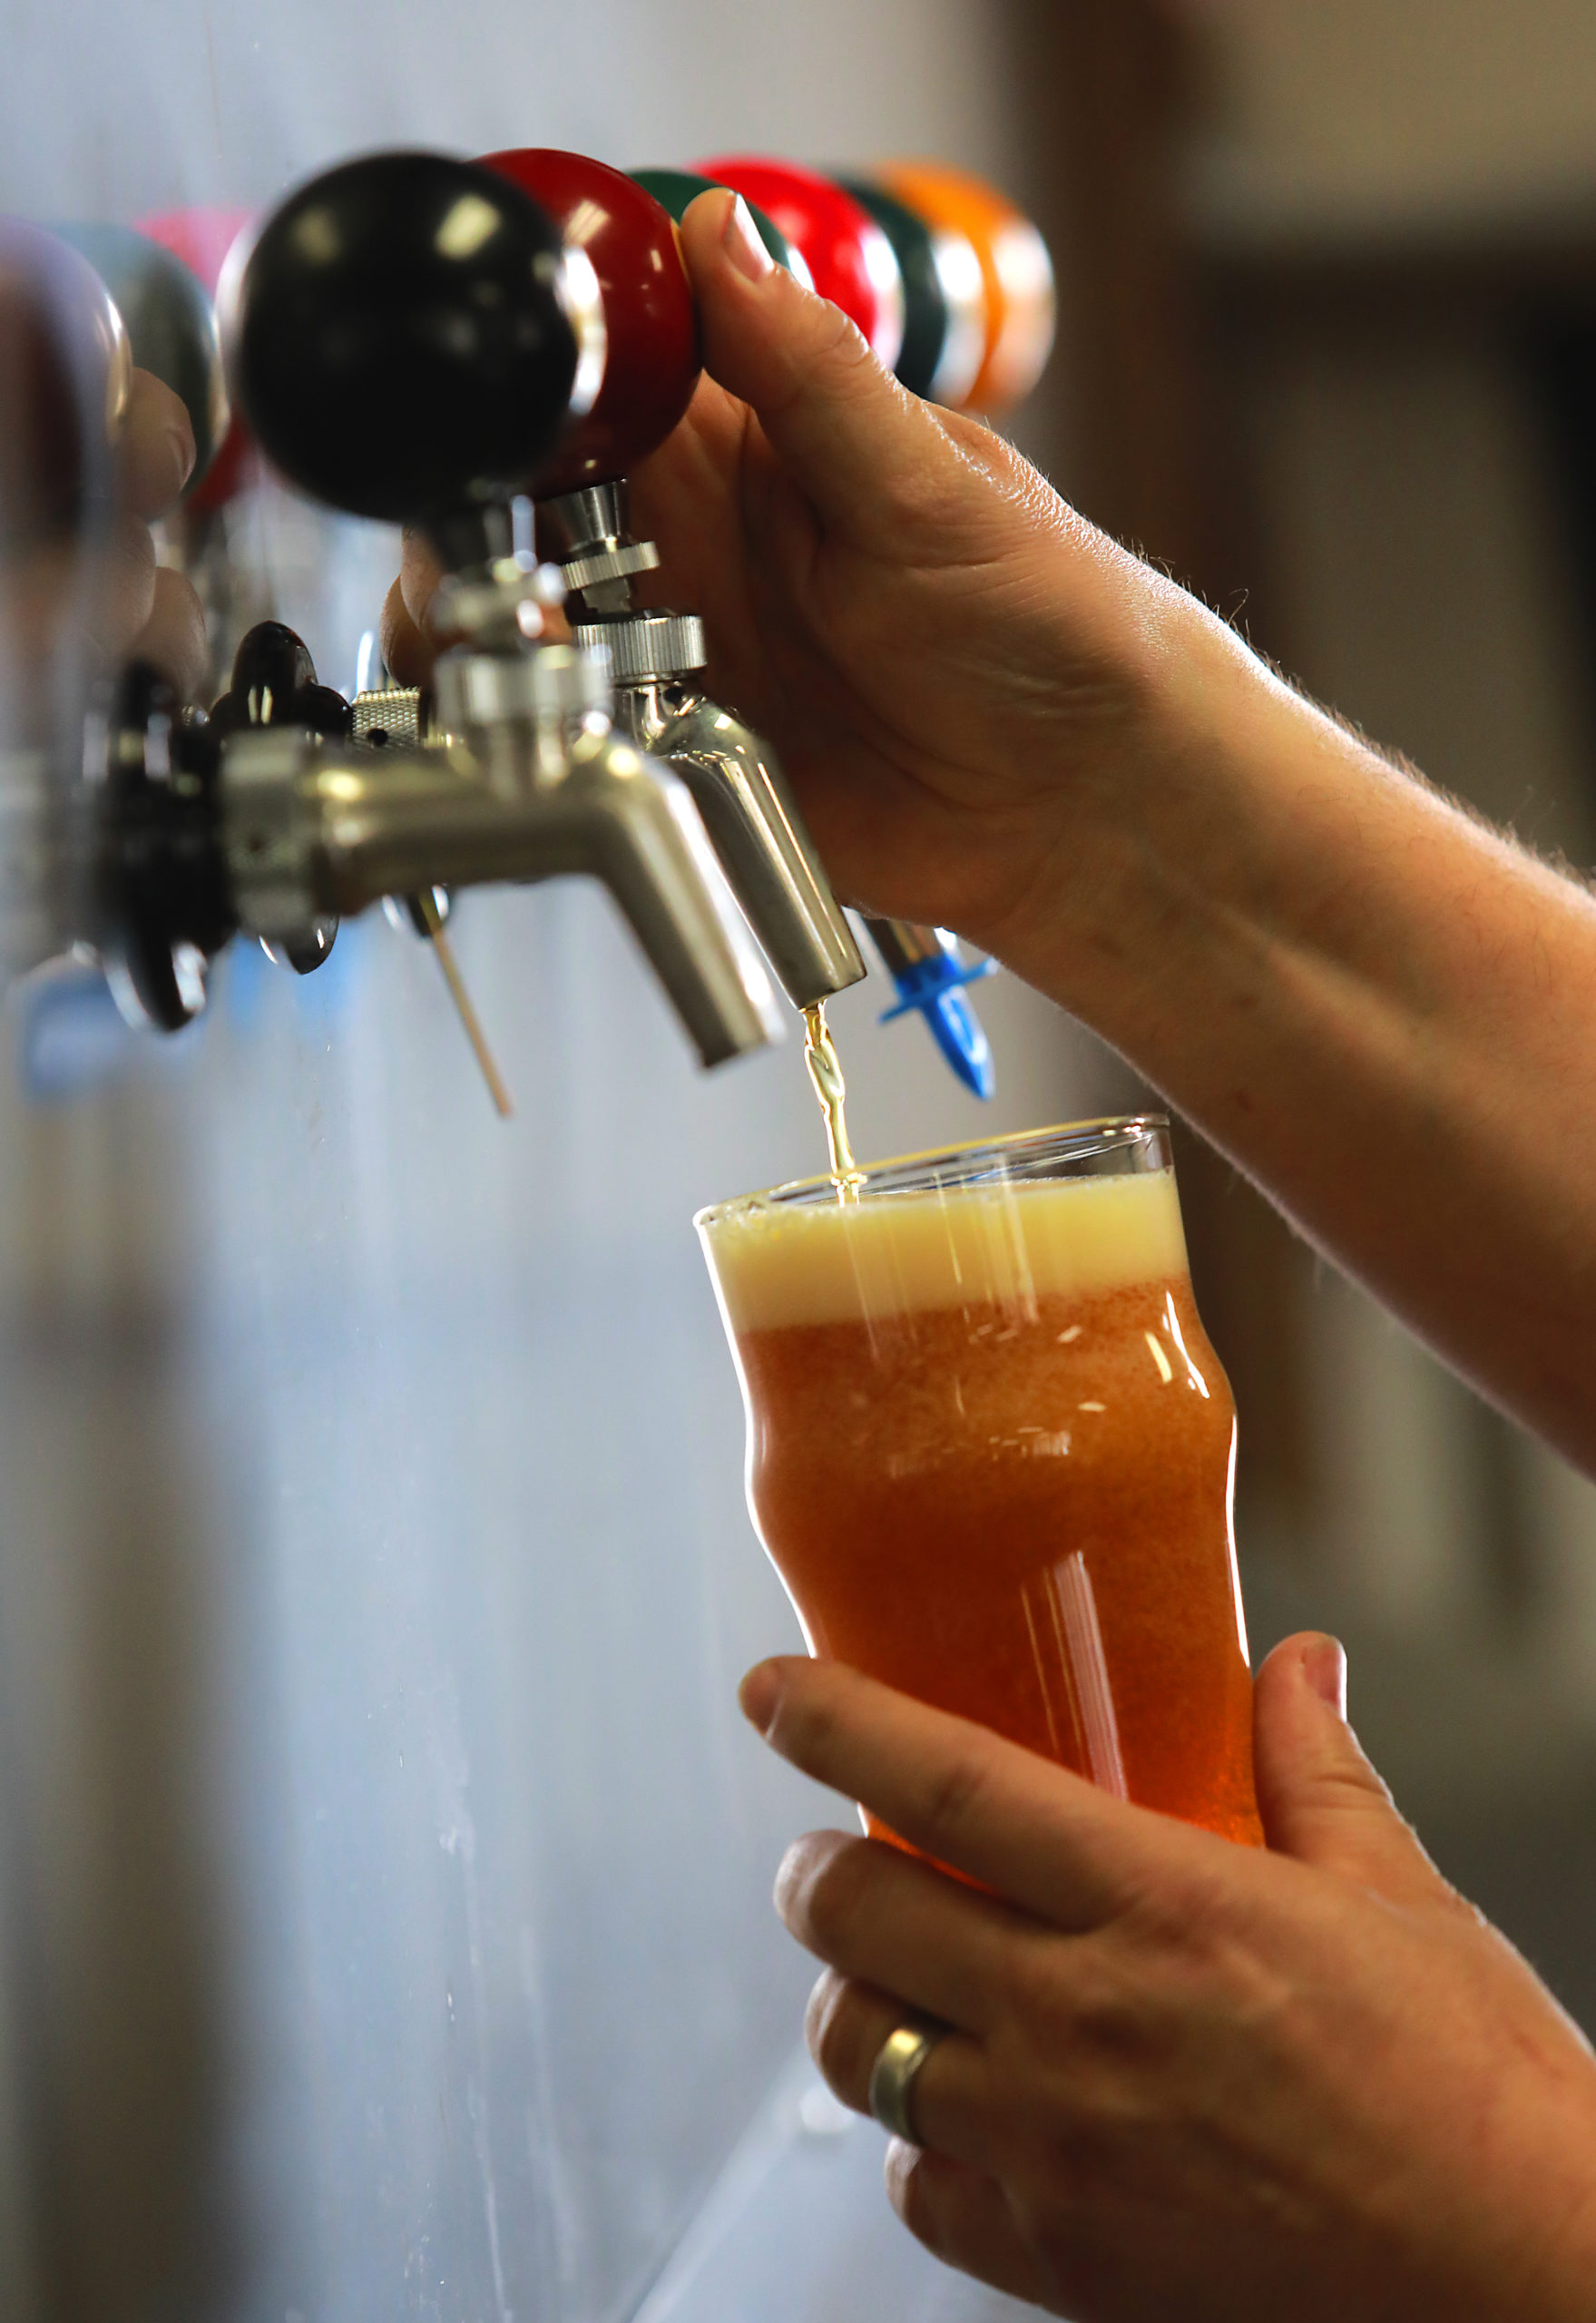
[
  {"xmin": 573, "ymin": 612, "xmax": 708, "ymax": 683},
  {"xmin": 560, "ymin": 539, "xmax": 661, "ymax": 593}
]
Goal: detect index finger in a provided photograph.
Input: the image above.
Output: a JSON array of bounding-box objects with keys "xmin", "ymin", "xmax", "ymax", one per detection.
[{"xmin": 740, "ymin": 1655, "xmax": 1214, "ymax": 1930}]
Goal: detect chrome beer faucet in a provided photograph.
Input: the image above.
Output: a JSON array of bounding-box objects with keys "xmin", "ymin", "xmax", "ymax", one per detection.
[
  {"xmin": 545, "ymin": 482, "xmax": 998, "ymax": 1092},
  {"xmin": 457, "ymin": 148, "xmax": 862, "ymax": 1024},
  {"xmin": 216, "ymin": 583, "xmax": 778, "ymax": 1068},
  {"xmin": 509, "ymin": 146, "xmax": 1003, "ymax": 1094},
  {"xmin": 543, "ymin": 479, "xmax": 865, "ymax": 1014}
]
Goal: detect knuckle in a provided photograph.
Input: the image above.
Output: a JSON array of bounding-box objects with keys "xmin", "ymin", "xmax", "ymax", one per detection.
[
  {"xmin": 1313, "ymin": 1754, "xmax": 1396, "ymax": 1813},
  {"xmin": 995, "ymin": 1933, "xmax": 1151, "ymax": 2068},
  {"xmin": 798, "ymin": 1837, "xmax": 875, "ymax": 1951},
  {"xmin": 916, "ymin": 1746, "xmax": 994, "ymax": 1848},
  {"xmin": 772, "ymin": 1683, "xmax": 837, "ymax": 1765},
  {"xmin": 1072, "ymin": 1973, "xmax": 1158, "ymax": 2063},
  {"xmin": 887, "ymin": 2144, "xmax": 945, "ymax": 2252},
  {"xmin": 808, "ymin": 297, "xmax": 876, "ymax": 381},
  {"xmin": 762, "ymin": 299, "xmax": 872, "ymax": 426},
  {"xmin": 991, "ymin": 1929, "xmax": 1064, "ymax": 2028},
  {"xmin": 806, "ymin": 1972, "xmax": 871, "ymax": 2093}
]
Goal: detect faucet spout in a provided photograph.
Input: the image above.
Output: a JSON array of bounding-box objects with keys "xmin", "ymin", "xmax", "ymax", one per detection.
[
  {"xmin": 611, "ymin": 681, "xmax": 865, "ymax": 1012},
  {"xmin": 562, "ymin": 729, "xmax": 785, "ymax": 1069}
]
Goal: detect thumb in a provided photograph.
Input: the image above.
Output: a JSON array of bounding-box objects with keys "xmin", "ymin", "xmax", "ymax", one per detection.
[
  {"xmin": 1254, "ymin": 1633, "xmax": 1454, "ymax": 1911},
  {"xmin": 677, "ymin": 186, "xmax": 964, "ymax": 542}
]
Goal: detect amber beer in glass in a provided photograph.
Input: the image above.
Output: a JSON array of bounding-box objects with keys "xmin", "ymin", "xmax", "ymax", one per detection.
[{"xmin": 696, "ymin": 1119, "xmax": 1262, "ymax": 1845}]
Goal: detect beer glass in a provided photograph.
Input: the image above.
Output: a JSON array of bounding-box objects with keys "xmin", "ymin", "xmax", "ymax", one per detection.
[{"xmin": 696, "ymin": 1118, "xmax": 1262, "ymax": 1845}]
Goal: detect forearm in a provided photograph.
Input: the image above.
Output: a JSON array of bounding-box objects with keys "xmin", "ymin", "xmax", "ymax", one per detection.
[{"xmin": 1022, "ymin": 602, "xmax": 1596, "ymax": 1472}]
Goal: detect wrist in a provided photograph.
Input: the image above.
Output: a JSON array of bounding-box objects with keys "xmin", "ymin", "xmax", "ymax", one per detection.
[{"xmin": 988, "ymin": 585, "xmax": 1317, "ymax": 1030}]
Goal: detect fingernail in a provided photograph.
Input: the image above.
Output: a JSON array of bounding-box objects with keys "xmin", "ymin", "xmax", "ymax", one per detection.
[
  {"xmin": 1304, "ymin": 1635, "xmax": 1347, "ymax": 1718},
  {"xmin": 739, "ymin": 1661, "xmax": 782, "ymax": 1734},
  {"xmin": 722, "ymin": 192, "xmax": 775, "ymax": 284},
  {"xmin": 166, "ymin": 420, "xmax": 195, "ymax": 491}
]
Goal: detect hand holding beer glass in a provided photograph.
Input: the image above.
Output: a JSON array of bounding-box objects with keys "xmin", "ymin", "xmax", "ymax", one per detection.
[{"xmin": 699, "ymin": 1118, "xmax": 1262, "ymax": 1846}]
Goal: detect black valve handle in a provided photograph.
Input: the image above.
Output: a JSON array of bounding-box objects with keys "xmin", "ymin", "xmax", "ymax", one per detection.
[
  {"xmin": 209, "ymin": 621, "xmax": 349, "ymax": 974},
  {"xmin": 226, "ymin": 151, "xmax": 578, "ymax": 566},
  {"xmin": 209, "ymin": 619, "xmax": 352, "ymax": 741},
  {"xmin": 94, "ymin": 661, "xmax": 236, "ymax": 1031}
]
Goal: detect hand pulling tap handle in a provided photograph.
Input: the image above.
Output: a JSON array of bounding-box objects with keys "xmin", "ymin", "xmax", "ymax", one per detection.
[
  {"xmin": 491, "ymin": 148, "xmax": 865, "ymax": 1014},
  {"xmin": 214, "ymin": 148, "xmax": 776, "ymax": 1070}
]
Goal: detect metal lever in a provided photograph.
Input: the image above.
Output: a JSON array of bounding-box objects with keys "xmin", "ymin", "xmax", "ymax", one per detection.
[{"xmin": 545, "ymin": 481, "xmax": 1005, "ymax": 1094}]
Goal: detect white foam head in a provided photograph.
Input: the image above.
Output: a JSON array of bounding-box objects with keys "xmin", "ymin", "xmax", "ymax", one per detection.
[{"xmin": 699, "ymin": 1168, "xmax": 1190, "ymax": 1334}]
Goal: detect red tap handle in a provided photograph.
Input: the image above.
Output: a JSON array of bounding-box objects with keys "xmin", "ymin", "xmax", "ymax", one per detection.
[
  {"xmin": 695, "ymin": 156, "xmax": 904, "ymax": 371},
  {"xmin": 480, "ymin": 149, "xmax": 700, "ymax": 496}
]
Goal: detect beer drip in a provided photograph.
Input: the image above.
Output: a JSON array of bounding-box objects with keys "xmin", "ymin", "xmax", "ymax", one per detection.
[{"xmin": 801, "ymin": 1000, "xmax": 863, "ymax": 1199}]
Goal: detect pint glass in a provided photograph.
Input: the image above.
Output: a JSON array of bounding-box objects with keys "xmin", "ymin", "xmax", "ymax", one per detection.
[{"xmin": 696, "ymin": 1119, "xmax": 1262, "ymax": 1845}]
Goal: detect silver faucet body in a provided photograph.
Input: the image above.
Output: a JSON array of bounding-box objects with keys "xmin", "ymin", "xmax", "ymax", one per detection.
[
  {"xmin": 545, "ymin": 484, "xmax": 867, "ymax": 1014},
  {"xmin": 221, "ymin": 631, "xmax": 780, "ymax": 1071}
]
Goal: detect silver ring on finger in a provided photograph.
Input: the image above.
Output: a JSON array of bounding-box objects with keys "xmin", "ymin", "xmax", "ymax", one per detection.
[{"xmin": 867, "ymin": 2020, "xmax": 946, "ymax": 2145}]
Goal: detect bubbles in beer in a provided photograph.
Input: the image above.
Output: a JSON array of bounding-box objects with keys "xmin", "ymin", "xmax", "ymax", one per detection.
[{"xmin": 801, "ymin": 1000, "xmax": 864, "ymax": 1200}]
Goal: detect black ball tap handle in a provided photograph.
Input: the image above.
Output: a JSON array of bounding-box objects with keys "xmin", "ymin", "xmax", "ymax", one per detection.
[{"xmin": 224, "ymin": 151, "xmax": 579, "ymax": 573}]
